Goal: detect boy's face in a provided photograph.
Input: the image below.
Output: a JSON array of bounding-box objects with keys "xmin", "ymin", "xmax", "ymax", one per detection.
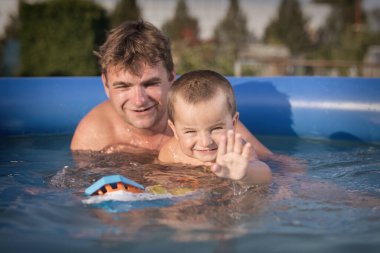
[
  {"xmin": 102, "ymin": 61, "xmax": 175, "ymax": 131},
  {"xmin": 169, "ymin": 91, "xmax": 238, "ymax": 163}
]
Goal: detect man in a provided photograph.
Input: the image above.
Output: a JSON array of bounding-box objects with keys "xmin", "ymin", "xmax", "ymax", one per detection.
[{"xmin": 71, "ymin": 20, "xmax": 272, "ymax": 159}]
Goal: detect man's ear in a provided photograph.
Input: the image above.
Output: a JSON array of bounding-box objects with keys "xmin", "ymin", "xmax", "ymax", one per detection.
[
  {"xmin": 168, "ymin": 120, "xmax": 178, "ymax": 139},
  {"xmin": 232, "ymin": 112, "xmax": 239, "ymax": 130},
  {"xmin": 101, "ymin": 73, "xmax": 110, "ymax": 98},
  {"xmin": 168, "ymin": 70, "xmax": 176, "ymax": 84}
]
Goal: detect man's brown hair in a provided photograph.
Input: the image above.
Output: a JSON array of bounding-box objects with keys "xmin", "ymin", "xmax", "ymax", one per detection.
[
  {"xmin": 168, "ymin": 70, "xmax": 237, "ymax": 123},
  {"xmin": 95, "ymin": 20, "xmax": 174, "ymax": 76}
]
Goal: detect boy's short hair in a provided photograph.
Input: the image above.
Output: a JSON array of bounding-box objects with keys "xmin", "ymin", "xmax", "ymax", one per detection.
[
  {"xmin": 168, "ymin": 70, "xmax": 236, "ymax": 122},
  {"xmin": 95, "ymin": 20, "xmax": 174, "ymax": 76}
]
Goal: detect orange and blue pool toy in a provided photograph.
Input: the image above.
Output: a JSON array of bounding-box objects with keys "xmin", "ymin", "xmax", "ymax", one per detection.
[{"xmin": 84, "ymin": 175, "xmax": 145, "ymax": 196}]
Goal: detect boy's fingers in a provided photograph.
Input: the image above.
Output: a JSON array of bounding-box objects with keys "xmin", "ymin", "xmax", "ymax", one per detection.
[
  {"xmin": 217, "ymin": 134, "xmax": 227, "ymax": 157},
  {"xmin": 226, "ymin": 130, "xmax": 234, "ymax": 153},
  {"xmin": 211, "ymin": 163, "xmax": 220, "ymax": 173},
  {"xmin": 242, "ymin": 142, "xmax": 252, "ymax": 159},
  {"xmin": 234, "ymin": 133, "xmax": 243, "ymax": 154},
  {"xmin": 211, "ymin": 164, "xmax": 229, "ymax": 178},
  {"xmin": 211, "ymin": 164, "xmax": 224, "ymax": 177}
]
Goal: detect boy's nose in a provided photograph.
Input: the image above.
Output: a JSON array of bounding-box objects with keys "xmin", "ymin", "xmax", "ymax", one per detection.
[{"xmin": 199, "ymin": 133, "xmax": 213, "ymax": 147}]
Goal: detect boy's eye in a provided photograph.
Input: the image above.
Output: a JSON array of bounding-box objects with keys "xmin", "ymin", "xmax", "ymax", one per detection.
[
  {"xmin": 184, "ymin": 130, "xmax": 196, "ymax": 134},
  {"xmin": 212, "ymin": 127, "xmax": 224, "ymax": 132}
]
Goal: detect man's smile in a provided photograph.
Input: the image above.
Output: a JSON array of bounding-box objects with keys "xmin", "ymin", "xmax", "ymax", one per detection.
[{"xmin": 129, "ymin": 103, "xmax": 157, "ymax": 113}]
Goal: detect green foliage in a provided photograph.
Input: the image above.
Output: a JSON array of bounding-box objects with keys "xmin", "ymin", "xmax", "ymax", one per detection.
[
  {"xmin": 316, "ymin": 0, "xmax": 363, "ymax": 47},
  {"xmin": 110, "ymin": 0, "xmax": 141, "ymax": 28},
  {"xmin": 263, "ymin": 0, "xmax": 311, "ymax": 55},
  {"xmin": 172, "ymin": 41, "xmax": 215, "ymax": 74},
  {"xmin": 19, "ymin": 0, "xmax": 108, "ymax": 76},
  {"xmin": 213, "ymin": 0, "xmax": 249, "ymax": 58},
  {"xmin": 171, "ymin": 0, "xmax": 251, "ymax": 75},
  {"xmin": 162, "ymin": 0, "xmax": 199, "ymax": 44},
  {"xmin": 311, "ymin": 0, "xmax": 379, "ymax": 62},
  {"xmin": 368, "ymin": 8, "xmax": 380, "ymax": 32},
  {"xmin": 3, "ymin": 14, "xmax": 20, "ymax": 40},
  {"xmin": 172, "ymin": 41, "xmax": 237, "ymax": 76}
]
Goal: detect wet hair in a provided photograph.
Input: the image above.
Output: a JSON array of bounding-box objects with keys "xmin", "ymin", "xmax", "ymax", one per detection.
[
  {"xmin": 167, "ymin": 70, "xmax": 236, "ymax": 123},
  {"xmin": 94, "ymin": 20, "xmax": 174, "ymax": 76}
]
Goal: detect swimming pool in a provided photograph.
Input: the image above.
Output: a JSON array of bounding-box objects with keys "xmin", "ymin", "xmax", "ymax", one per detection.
[{"xmin": 0, "ymin": 77, "xmax": 379, "ymax": 252}]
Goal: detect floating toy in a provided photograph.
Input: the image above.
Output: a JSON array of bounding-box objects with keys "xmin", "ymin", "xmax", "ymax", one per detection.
[{"xmin": 84, "ymin": 175, "xmax": 145, "ymax": 196}]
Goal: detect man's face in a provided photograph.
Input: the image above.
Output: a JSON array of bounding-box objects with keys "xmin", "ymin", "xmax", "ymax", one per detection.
[
  {"xmin": 103, "ymin": 62, "xmax": 175, "ymax": 131},
  {"xmin": 169, "ymin": 92, "xmax": 238, "ymax": 163}
]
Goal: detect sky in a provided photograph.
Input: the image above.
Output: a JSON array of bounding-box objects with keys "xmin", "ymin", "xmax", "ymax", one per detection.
[{"xmin": 1, "ymin": 0, "xmax": 379, "ymax": 39}]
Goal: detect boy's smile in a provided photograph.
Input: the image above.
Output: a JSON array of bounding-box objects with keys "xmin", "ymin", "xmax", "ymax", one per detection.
[{"xmin": 169, "ymin": 91, "xmax": 238, "ymax": 163}]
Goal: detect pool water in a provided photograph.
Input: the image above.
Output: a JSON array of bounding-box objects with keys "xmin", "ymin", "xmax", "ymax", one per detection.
[{"xmin": 0, "ymin": 135, "xmax": 379, "ymax": 253}]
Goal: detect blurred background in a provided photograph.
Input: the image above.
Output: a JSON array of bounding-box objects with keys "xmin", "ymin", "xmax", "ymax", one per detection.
[{"xmin": 0, "ymin": 0, "xmax": 379, "ymax": 77}]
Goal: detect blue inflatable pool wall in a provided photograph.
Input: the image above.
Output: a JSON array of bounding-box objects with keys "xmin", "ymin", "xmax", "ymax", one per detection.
[{"xmin": 1, "ymin": 77, "xmax": 379, "ymax": 144}]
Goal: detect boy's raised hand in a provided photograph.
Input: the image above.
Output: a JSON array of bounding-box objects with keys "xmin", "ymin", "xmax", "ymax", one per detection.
[{"xmin": 211, "ymin": 130, "xmax": 253, "ymax": 180}]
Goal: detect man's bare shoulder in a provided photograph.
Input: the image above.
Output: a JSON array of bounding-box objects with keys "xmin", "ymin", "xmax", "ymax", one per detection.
[
  {"xmin": 71, "ymin": 101, "xmax": 115, "ymax": 151},
  {"xmin": 236, "ymin": 120, "xmax": 272, "ymax": 159}
]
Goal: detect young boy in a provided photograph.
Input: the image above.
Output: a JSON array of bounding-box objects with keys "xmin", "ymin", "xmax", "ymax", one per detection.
[{"xmin": 158, "ymin": 70, "xmax": 272, "ymax": 185}]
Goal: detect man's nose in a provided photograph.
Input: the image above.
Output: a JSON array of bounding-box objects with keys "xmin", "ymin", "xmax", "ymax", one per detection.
[{"xmin": 132, "ymin": 86, "xmax": 147, "ymax": 106}]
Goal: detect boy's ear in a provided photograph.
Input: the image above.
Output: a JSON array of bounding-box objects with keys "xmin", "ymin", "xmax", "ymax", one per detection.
[
  {"xmin": 101, "ymin": 73, "xmax": 110, "ymax": 98},
  {"xmin": 168, "ymin": 120, "xmax": 178, "ymax": 139},
  {"xmin": 232, "ymin": 112, "xmax": 239, "ymax": 130}
]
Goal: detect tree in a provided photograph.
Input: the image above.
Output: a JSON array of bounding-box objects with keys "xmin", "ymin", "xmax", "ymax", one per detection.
[
  {"xmin": 0, "ymin": 13, "xmax": 21, "ymax": 76},
  {"xmin": 19, "ymin": 0, "xmax": 108, "ymax": 76},
  {"xmin": 162, "ymin": 0, "xmax": 199, "ymax": 45},
  {"xmin": 263, "ymin": 0, "xmax": 311, "ymax": 55},
  {"xmin": 312, "ymin": 0, "xmax": 379, "ymax": 62},
  {"xmin": 213, "ymin": 0, "xmax": 250, "ymax": 59},
  {"xmin": 314, "ymin": 0, "xmax": 364, "ymax": 47},
  {"xmin": 366, "ymin": 8, "xmax": 380, "ymax": 47},
  {"xmin": 368, "ymin": 8, "xmax": 380, "ymax": 32},
  {"xmin": 172, "ymin": 42, "xmax": 218, "ymax": 74},
  {"xmin": 161, "ymin": 0, "xmax": 203, "ymax": 75},
  {"xmin": 110, "ymin": 0, "xmax": 141, "ymax": 28}
]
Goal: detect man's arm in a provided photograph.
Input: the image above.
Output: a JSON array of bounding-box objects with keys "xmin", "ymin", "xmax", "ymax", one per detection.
[
  {"xmin": 236, "ymin": 120, "xmax": 307, "ymax": 174},
  {"xmin": 236, "ymin": 121, "xmax": 272, "ymax": 159},
  {"xmin": 241, "ymin": 160, "xmax": 272, "ymax": 186}
]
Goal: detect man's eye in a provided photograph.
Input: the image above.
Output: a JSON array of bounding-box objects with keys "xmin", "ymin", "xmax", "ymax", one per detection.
[
  {"xmin": 184, "ymin": 130, "xmax": 195, "ymax": 134},
  {"xmin": 145, "ymin": 82, "xmax": 160, "ymax": 87},
  {"xmin": 212, "ymin": 127, "xmax": 224, "ymax": 131},
  {"xmin": 113, "ymin": 84, "xmax": 130, "ymax": 89}
]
